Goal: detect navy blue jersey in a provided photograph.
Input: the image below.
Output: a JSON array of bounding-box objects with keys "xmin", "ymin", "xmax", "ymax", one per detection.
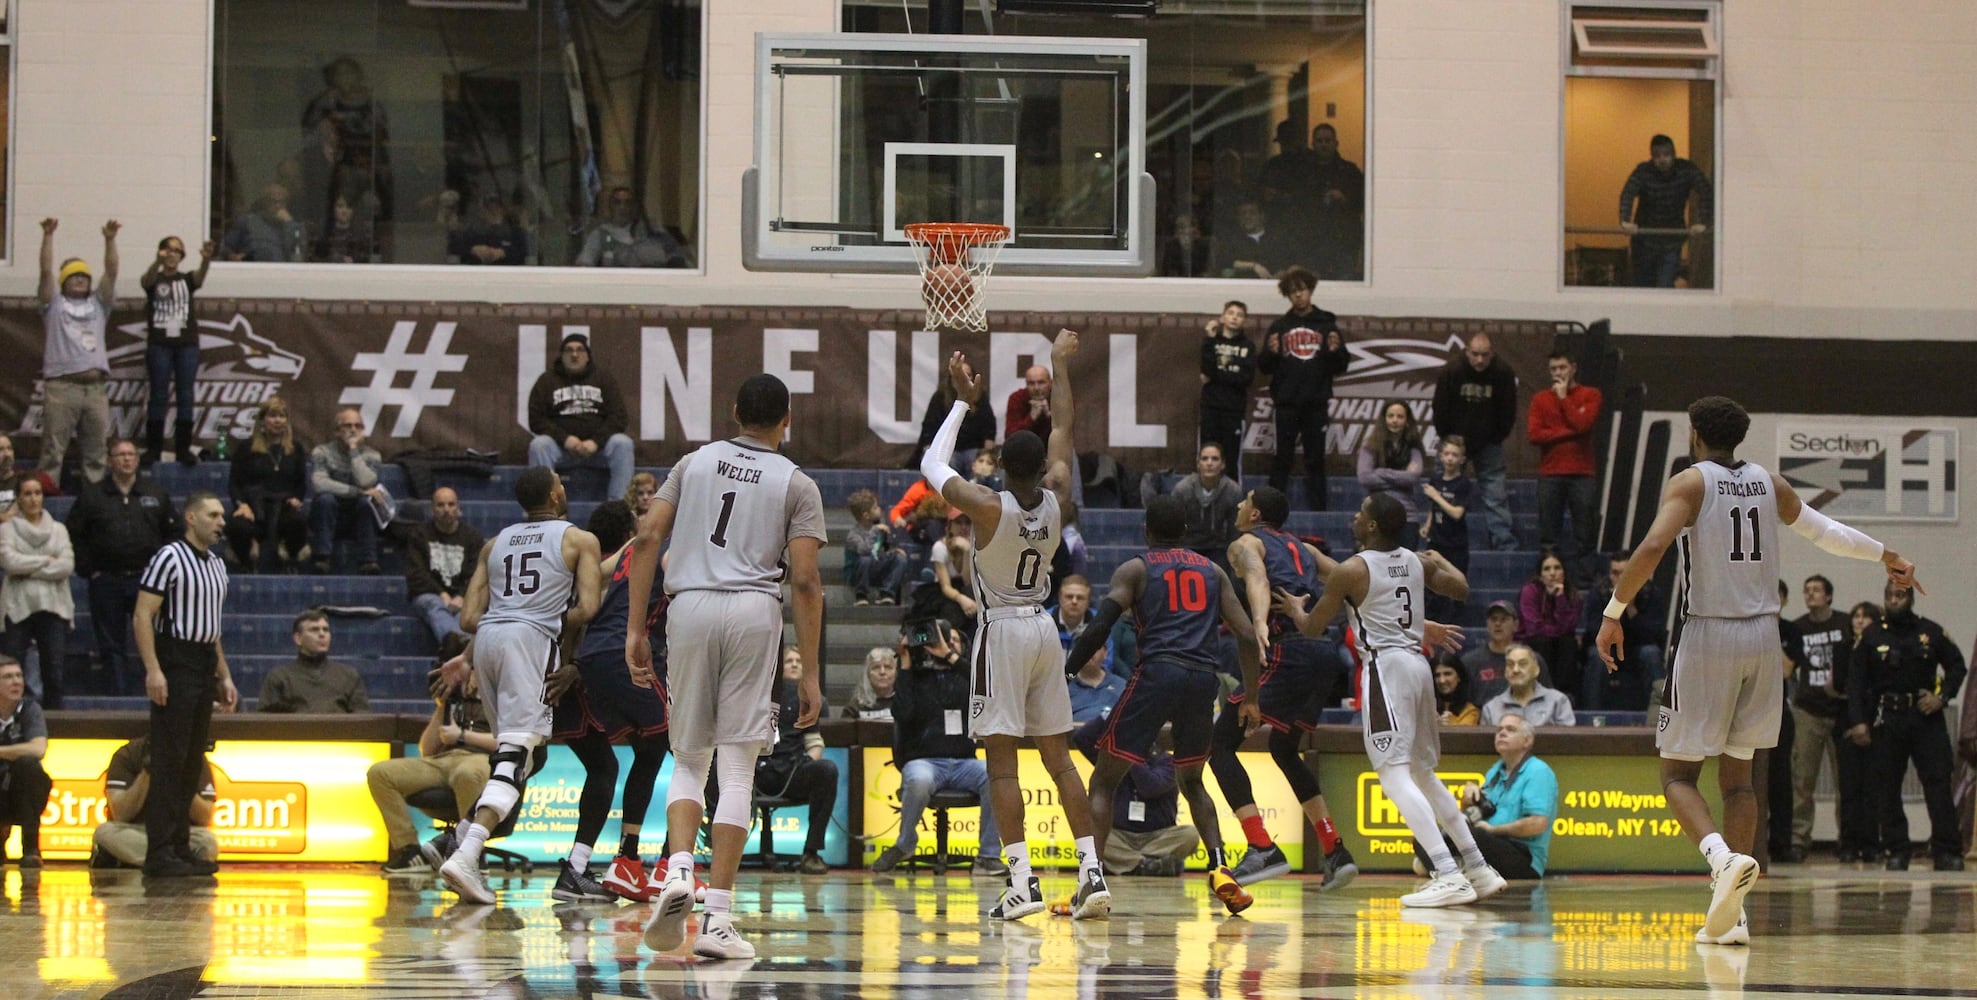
[
  {"xmin": 1249, "ymin": 525, "xmax": 1319, "ymax": 637},
  {"xmin": 1132, "ymin": 548, "xmax": 1222, "ymax": 671},
  {"xmin": 576, "ymin": 543, "xmax": 668, "ymax": 664}
]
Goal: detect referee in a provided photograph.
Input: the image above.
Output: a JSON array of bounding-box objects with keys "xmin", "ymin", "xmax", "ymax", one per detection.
[{"xmin": 133, "ymin": 490, "xmax": 237, "ymax": 878}]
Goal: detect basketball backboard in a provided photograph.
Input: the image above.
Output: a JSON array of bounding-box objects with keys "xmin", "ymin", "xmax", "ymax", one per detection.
[{"xmin": 744, "ymin": 32, "xmax": 1153, "ymax": 276}]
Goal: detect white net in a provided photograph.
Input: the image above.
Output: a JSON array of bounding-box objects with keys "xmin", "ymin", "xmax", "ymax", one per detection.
[{"xmin": 905, "ymin": 223, "xmax": 1009, "ymax": 332}]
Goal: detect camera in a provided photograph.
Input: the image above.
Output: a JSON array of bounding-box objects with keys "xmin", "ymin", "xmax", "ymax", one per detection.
[{"xmin": 906, "ymin": 623, "xmax": 938, "ymax": 648}]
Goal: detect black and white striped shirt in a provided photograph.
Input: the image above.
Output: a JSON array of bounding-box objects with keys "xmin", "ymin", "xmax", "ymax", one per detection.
[{"xmin": 139, "ymin": 540, "xmax": 229, "ymax": 643}]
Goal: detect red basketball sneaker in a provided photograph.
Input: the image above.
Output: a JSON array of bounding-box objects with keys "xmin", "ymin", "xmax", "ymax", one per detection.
[{"xmin": 603, "ymin": 855, "xmax": 656, "ymax": 902}]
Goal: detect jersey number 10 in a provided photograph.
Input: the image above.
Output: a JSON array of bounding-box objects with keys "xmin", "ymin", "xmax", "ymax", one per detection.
[{"xmin": 1162, "ymin": 569, "xmax": 1208, "ymax": 611}]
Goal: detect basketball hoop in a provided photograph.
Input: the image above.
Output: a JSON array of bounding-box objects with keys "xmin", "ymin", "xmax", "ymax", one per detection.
[{"xmin": 906, "ymin": 222, "xmax": 1010, "ymax": 332}]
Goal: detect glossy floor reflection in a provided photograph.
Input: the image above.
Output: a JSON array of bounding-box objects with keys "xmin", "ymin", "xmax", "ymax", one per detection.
[{"xmin": 4, "ymin": 862, "xmax": 1973, "ymax": 999}]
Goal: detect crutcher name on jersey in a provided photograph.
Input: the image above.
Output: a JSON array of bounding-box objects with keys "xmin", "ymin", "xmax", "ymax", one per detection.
[
  {"xmin": 716, "ymin": 460, "xmax": 764, "ymax": 485},
  {"xmin": 1716, "ymin": 479, "xmax": 1769, "ymax": 498}
]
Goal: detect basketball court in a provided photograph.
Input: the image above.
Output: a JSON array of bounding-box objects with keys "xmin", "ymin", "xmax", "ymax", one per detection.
[{"xmin": 10, "ymin": 863, "xmax": 1973, "ymax": 998}]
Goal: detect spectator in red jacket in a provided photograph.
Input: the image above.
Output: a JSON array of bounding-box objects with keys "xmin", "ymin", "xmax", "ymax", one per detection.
[
  {"xmin": 1005, "ymin": 365, "xmax": 1053, "ymax": 441},
  {"xmin": 1527, "ymin": 349, "xmax": 1602, "ymax": 589}
]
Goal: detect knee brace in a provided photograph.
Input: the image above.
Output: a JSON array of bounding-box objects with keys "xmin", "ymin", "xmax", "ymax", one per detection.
[
  {"xmin": 474, "ymin": 742, "xmax": 534, "ymax": 823},
  {"xmin": 668, "ymin": 746, "xmax": 713, "ymax": 810},
  {"xmin": 712, "ymin": 743, "xmax": 761, "ymax": 830}
]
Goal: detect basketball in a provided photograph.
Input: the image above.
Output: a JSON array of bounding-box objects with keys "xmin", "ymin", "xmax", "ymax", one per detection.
[{"xmin": 923, "ymin": 261, "xmax": 976, "ymax": 309}]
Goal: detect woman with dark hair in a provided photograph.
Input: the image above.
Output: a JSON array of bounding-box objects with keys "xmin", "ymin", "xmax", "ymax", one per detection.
[
  {"xmin": 1434, "ymin": 651, "xmax": 1479, "ymax": 726},
  {"xmin": 1834, "ymin": 599, "xmax": 1885, "ymax": 861},
  {"xmin": 1357, "ymin": 399, "xmax": 1426, "ymax": 540},
  {"xmin": 224, "ymin": 397, "xmax": 309, "ymax": 572},
  {"xmin": 1515, "ymin": 548, "xmax": 1582, "ymax": 695}
]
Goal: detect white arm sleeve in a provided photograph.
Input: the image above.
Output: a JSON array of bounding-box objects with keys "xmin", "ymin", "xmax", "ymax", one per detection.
[
  {"xmin": 919, "ymin": 401, "xmax": 969, "ymax": 494},
  {"xmin": 1789, "ymin": 504, "xmax": 1885, "ymax": 561}
]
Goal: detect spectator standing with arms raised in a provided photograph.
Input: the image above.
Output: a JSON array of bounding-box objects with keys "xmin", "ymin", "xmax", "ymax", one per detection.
[
  {"xmin": 68, "ymin": 440, "xmax": 177, "ymax": 698},
  {"xmin": 1527, "ymin": 349, "xmax": 1603, "ymax": 589},
  {"xmin": 1259, "ymin": 267, "xmax": 1350, "ymax": 511},
  {"xmin": 1432, "ymin": 334, "xmax": 1520, "ymax": 551},
  {"xmin": 1619, "ymin": 134, "xmax": 1713, "ymax": 288},
  {"xmin": 133, "ymin": 491, "xmax": 238, "ymax": 877},
  {"xmin": 139, "ymin": 235, "xmax": 216, "ymax": 467},
  {"xmin": 36, "ymin": 218, "xmax": 119, "ymax": 488},
  {"xmin": 308, "ymin": 407, "xmax": 385, "ymax": 574},
  {"xmin": 224, "ymin": 397, "xmax": 309, "ymax": 573},
  {"xmin": 527, "ymin": 334, "xmax": 636, "ymax": 501},
  {"xmin": 1199, "ymin": 301, "xmax": 1256, "ymax": 478},
  {"xmin": 0, "ymin": 478, "xmax": 75, "ymax": 708}
]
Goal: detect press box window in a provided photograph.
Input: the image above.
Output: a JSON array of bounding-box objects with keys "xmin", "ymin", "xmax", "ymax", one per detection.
[{"xmin": 1562, "ymin": 2, "xmax": 1719, "ymax": 290}]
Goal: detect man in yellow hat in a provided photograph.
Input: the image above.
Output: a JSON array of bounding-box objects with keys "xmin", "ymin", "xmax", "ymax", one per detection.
[{"xmin": 36, "ymin": 217, "xmax": 121, "ymax": 486}]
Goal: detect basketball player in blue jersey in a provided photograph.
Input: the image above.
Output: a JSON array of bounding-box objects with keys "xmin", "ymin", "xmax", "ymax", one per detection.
[
  {"xmin": 921, "ymin": 329, "xmax": 1110, "ymax": 922},
  {"xmin": 546, "ymin": 531, "xmax": 674, "ymax": 904},
  {"xmin": 1209, "ymin": 485, "xmax": 1360, "ymax": 889},
  {"xmin": 1275, "ymin": 492, "xmax": 1505, "ymax": 909},
  {"xmin": 439, "ymin": 468, "xmax": 604, "ymax": 904},
  {"xmin": 1065, "ymin": 494, "xmax": 1264, "ymax": 915},
  {"xmin": 1597, "ymin": 396, "xmax": 1919, "ymax": 946}
]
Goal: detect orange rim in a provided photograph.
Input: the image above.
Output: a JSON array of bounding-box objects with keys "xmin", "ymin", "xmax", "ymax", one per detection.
[{"xmin": 905, "ymin": 222, "xmax": 1011, "ymax": 266}]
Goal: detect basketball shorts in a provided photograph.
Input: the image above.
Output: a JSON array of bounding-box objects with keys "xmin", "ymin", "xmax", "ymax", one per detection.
[
  {"xmin": 969, "ymin": 608, "xmax": 1075, "ymax": 739},
  {"xmin": 1361, "ymin": 646, "xmax": 1439, "ymax": 770},
  {"xmin": 665, "ymin": 590, "xmax": 782, "ymax": 754},
  {"xmin": 1658, "ymin": 615, "xmax": 1784, "ymax": 762},
  {"xmin": 1099, "ymin": 657, "xmax": 1220, "ymax": 766},
  {"xmin": 553, "ymin": 649, "xmax": 670, "ymax": 742},
  {"xmin": 1228, "ymin": 635, "xmax": 1344, "ymax": 733},
  {"xmin": 471, "ymin": 621, "xmax": 558, "ymax": 747}
]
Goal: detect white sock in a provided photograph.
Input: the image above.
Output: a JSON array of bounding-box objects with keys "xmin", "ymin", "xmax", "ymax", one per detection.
[
  {"xmin": 1700, "ymin": 833, "xmax": 1728, "ymax": 861},
  {"xmin": 1005, "ymin": 842, "xmax": 1033, "ymax": 888},
  {"xmin": 702, "ymin": 887, "xmax": 733, "ymax": 915},
  {"xmin": 669, "ymin": 851, "xmax": 695, "ymax": 879},
  {"xmin": 1413, "ymin": 767, "xmax": 1486, "ymax": 869},
  {"xmin": 1075, "ymin": 836, "xmax": 1100, "ymax": 879},
  {"xmin": 454, "ymin": 822, "xmax": 490, "ymax": 864},
  {"xmin": 569, "ymin": 843, "xmax": 592, "ymax": 872}
]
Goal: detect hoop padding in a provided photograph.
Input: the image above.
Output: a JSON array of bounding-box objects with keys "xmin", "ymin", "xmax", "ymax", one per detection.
[{"xmin": 906, "ymin": 223, "xmax": 1009, "ymax": 332}]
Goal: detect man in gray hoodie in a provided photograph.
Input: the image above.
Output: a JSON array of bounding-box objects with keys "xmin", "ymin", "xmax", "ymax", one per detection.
[{"xmin": 309, "ymin": 406, "xmax": 385, "ymax": 574}]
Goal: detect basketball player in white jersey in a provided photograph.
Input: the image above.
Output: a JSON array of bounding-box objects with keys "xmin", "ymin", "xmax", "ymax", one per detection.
[
  {"xmin": 623, "ymin": 373, "xmax": 827, "ymax": 960},
  {"xmin": 1598, "ymin": 396, "xmax": 1919, "ymax": 946},
  {"xmin": 439, "ymin": 467, "xmax": 604, "ymax": 903},
  {"xmin": 920, "ymin": 329, "xmax": 1109, "ymax": 922},
  {"xmin": 1276, "ymin": 492, "xmax": 1507, "ymax": 908}
]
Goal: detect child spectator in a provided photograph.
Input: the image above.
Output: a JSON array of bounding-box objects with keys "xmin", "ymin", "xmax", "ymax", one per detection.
[
  {"xmin": 1420, "ymin": 435, "xmax": 1474, "ymax": 623},
  {"xmin": 968, "ymin": 447, "xmax": 1004, "ymax": 492},
  {"xmin": 930, "ymin": 511, "xmax": 977, "ymax": 620},
  {"xmin": 845, "ymin": 489, "xmax": 908, "ymax": 606}
]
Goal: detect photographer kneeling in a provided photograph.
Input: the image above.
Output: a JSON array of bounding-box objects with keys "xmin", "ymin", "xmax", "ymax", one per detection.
[
  {"xmin": 871, "ymin": 616, "xmax": 1006, "ymax": 877},
  {"xmin": 1414, "ymin": 712, "xmax": 1557, "ymax": 881}
]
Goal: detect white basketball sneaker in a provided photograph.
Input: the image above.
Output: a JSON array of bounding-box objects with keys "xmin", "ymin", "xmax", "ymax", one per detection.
[
  {"xmin": 1463, "ymin": 862, "xmax": 1508, "ymax": 901},
  {"xmin": 1695, "ymin": 909, "xmax": 1750, "ymax": 946},
  {"xmin": 1400, "ymin": 869, "xmax": 1477, "ymax": 908},
  {"xmin": 439, "ymin": 853, "xmax": 495, "ymax": 905},
  {"xmin": 1703, "ymin": 852, "xmax": 1759, "ymax": 940},
  {"xmin": 643, "ymin": 866, "xmax": 698, "ymax": 952},
  {"xmin": 693, "ymin": 911, "xmax": 757, "ymax": 960}
]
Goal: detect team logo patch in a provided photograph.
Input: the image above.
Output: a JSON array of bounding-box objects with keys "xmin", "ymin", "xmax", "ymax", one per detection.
[
  {"xmin": 970, "ymin": 700, "xmax": 984, "ymax": 719},
  {"xmin": 1372, "ymin": 734, "xmax": 1393, "ymax": 753},
  {"xmin": 1657, "ymin": 710, "xmax": 1671, "ymax": 732}
]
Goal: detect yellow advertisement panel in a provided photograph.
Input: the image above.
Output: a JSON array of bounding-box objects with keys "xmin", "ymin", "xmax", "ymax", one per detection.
[
  {"xmin": 21, "ymin": 739, "xmax": 393, "ymax": 863},
  {"xmin": 860, "ymin": 748, "xmax": 1307, "ymax": 871},
  {"xmin": 1322, "ymin": 753, "xmax": 1701, "ymax": 873}
]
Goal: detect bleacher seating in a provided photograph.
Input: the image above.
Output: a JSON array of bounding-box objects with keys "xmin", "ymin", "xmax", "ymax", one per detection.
[{"xmin": 43, "ymin": 463, "xmax": 1558, "ymax": 718}]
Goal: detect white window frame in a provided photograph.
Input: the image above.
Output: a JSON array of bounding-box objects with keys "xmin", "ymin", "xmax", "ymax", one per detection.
[
  {"xmin": 1, "ymin": 0, "xmax": 15, "ymax": 264},
  {"xmin": 1558, "ymin": 0, "xmax": 1723, "ymax": 294},
  {"xmin": 1565, "ymin": 1, "xmax": 1719, "ymax": 81}
]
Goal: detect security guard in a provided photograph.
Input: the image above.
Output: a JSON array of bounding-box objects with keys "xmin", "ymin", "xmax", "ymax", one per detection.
[{"xmin": 1847, "ymin": 582, "xmax": 1967, "ymax": 871}]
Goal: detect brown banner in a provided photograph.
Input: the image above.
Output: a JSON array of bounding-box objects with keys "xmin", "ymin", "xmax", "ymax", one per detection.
[{"xmin": 1, "ymin": 300, "xmax": 1566, "ymax": 474}]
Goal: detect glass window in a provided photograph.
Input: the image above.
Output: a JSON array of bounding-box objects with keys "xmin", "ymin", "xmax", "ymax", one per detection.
[
  {"xmin": 212, "ymin": 0, "xmax": 701, "ymax": 268},
  {"xmin": 844, "ymin": 1, "xmax": 1369, "ymax": 281},
  {"xmin": 1562, "ymin": 3, "xmax": 1719, "ymax": 290}
]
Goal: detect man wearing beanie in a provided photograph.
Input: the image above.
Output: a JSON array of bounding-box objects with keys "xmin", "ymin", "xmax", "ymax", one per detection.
[
  {"xmin": 526, "ymin": 333, "xmax": 635, "ymax": 499},
  {"xmin": 35, "ymin": 218, "xmax": 121, "ymax": 487}
]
